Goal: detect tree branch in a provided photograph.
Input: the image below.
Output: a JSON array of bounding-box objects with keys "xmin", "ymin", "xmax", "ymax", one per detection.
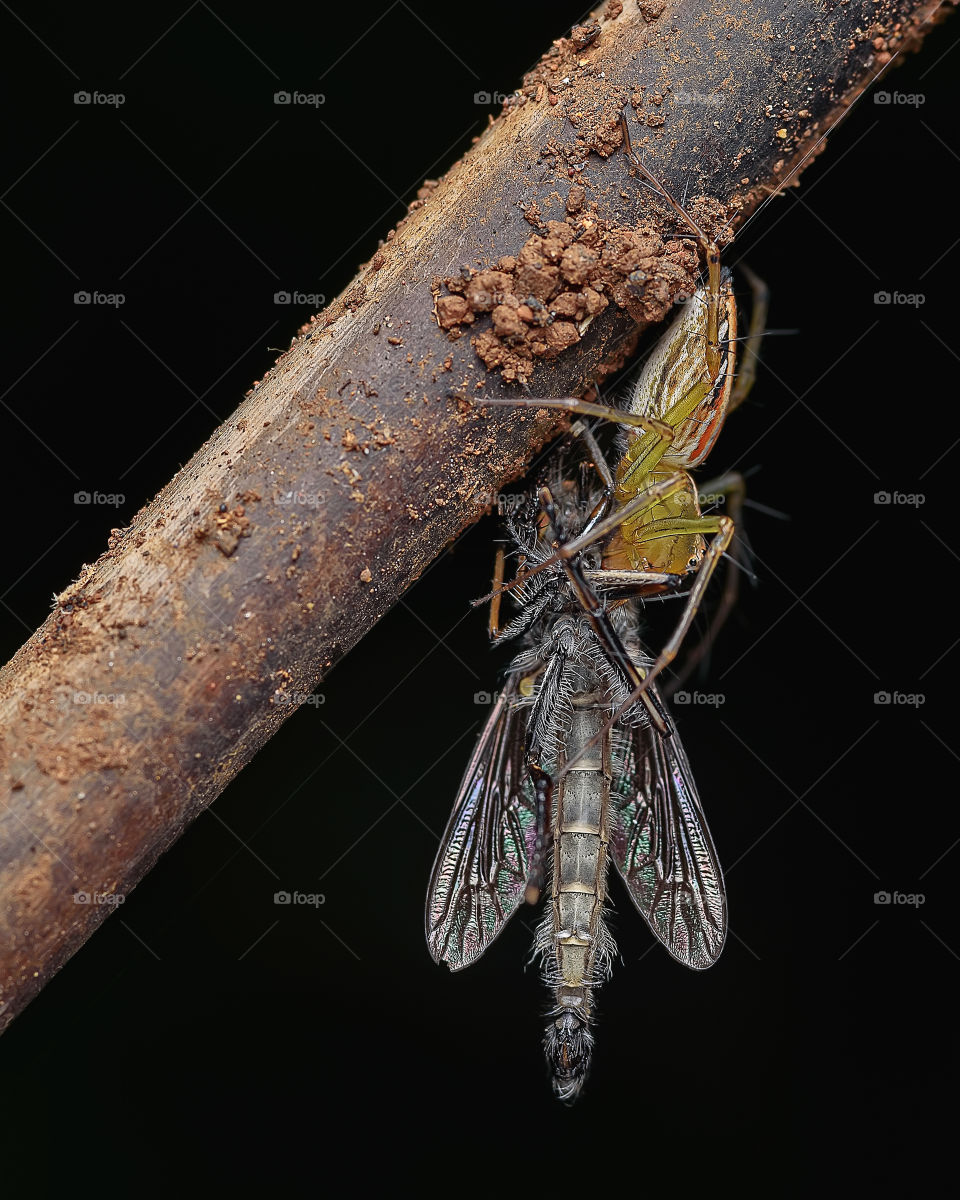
[{"xmin": 0, "ymin": 0, "xmax": 951, "ymax": 1031}]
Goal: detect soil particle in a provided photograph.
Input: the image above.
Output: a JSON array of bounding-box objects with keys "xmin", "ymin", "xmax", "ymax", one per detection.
[
  {"xmin": 436, "ymin": 295, "xmax": 473, "ymax": 329},
  {"xmin": 560, "ymin": 241, "xmax": 599, "ymax": 286},
  {"xmin": 491, "ymin": 304, "xmax": 527, "ymax": 340},
  {"xmin": 570, "ymin": 20, "xmax": 601, "ymax": 50},
  {"xmin": 465, "ymin": 271, "xmax": 512, "ymax": 311},
  {"xmin": 638, "ymin": 0, "xmax": 666, "ymax": 21},
  {"xmin": 566, "ymin": 185, "xmax": 586, "ymax": 214},
  {"xmin": 343, "ymin": 283, "xmax": 367, "ymax": 313}
]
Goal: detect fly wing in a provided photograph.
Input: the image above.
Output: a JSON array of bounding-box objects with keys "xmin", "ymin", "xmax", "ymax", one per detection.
[
  {"xmin": 425, "ymin": 677, "xmax": 537, "ymax": 970},
  {"xmin": 609, "ymin": 697, "xmax": 726, "ymax": 969}
]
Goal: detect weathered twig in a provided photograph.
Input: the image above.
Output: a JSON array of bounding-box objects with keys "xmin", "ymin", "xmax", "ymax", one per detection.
[{"xmin": 0, "ymin": 0, "xmax": 951, "ymax": 1031}]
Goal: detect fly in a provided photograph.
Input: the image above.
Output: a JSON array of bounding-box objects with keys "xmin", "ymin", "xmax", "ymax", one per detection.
[{"xmin": 425, "ymin": 454, "xmax": 726, "ymax": 1102}]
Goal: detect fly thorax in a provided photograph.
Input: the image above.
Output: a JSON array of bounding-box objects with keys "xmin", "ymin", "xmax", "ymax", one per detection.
[{"xmin": 549, "ymin": 614, "xmax": 588, "ymax": 657}]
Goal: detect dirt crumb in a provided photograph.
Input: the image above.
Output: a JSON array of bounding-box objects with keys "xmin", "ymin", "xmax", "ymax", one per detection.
[
  {"xmin": 436, "ymin": 295, "xmax": 473, "ymax": 329},
  {"xmin": 638, "ymin": 0, "xmax": 666, "ymax": 21},
  {"xmin": 566, "ymin": 186, "xmax": 586, "ymax": 214},
  {"xmin": 570, "ymin": 20, "xmax": 600, "ymax": 50}
]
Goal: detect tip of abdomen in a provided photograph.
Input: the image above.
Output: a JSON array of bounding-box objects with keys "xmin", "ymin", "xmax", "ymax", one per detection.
[{"xmin": 545, "ymin": 1005, "xmax": 594, "ymax": 1104}]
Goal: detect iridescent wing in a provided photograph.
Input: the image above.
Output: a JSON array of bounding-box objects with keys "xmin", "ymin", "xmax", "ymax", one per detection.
[
  {"xmin": 425, "ymin": 676, "xmax": 538, "ymax": 970},
  {"xmin": 609, "ymin": 697, "xmax": 726, "ymax": 969}
]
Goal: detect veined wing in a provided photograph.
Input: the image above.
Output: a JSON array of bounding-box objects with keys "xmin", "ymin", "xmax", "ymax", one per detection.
[
  {"xmin": 609, "ymin": 696, "xmax": 726, "ymax": 969},
  {"xmin": 425, "ymin": 676, "xmax": 537, "ymax": 970}
]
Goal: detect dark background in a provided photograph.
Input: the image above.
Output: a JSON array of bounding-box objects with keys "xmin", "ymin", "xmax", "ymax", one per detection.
[{"xmin": 1, "ymin": 1, "xmax": 955, "ymax": 1185}]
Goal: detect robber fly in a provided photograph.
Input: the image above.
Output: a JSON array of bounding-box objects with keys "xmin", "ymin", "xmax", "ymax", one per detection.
[{"xmin": 425, "ymin": 446, "xmax": 726, "ymax": 1102}]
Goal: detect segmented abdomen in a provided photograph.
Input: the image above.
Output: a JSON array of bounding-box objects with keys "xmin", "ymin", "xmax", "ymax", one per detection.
[{"xmin": 540, "ymin": 693, "xmax": 615, "ymax": 1102}]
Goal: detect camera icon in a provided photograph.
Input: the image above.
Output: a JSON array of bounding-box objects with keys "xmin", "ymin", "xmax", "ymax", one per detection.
[
  {"xmin": 673, "ymin": 690, "xmax": 691, "ymax": 705},
  {"xmin": 874, "ymin": 91, "xmax": 891, "ymax": 105},
  {"xmin": 873, "ymin": 491, "xmax": 891, "ymax": 505},
  {"xmin": 74, "ymin": 491, "xmax": 92, "ymax": 504},
  {"xmin": 74, "ymin": 891, "xmax": 90, "ymax": 904},
  {"xmin": 74, "ymin": 91, "xmax": 91, "ymax": 105},
  {"xmin": 874, "ymin": 291, "xmax": 891, "ymax": 305},
  {"xmin": 274, "ymin": 91, "xmax": 291, "ymax": 105},
  {"xmin": 473, "ymin": 91, "xmax": 492, "ymax": 104},
  {"xmin": 74, "ymin": 291, "xmax": 91, "ymax": 305},
  {"xmin": 274, "ymin": 890, "xmax": 292, "ymax": 904},
  {"xmin": 874, "ymin": 891, "xmax": 892, "ymax": 904},
  {"xmin": 473, "ymin": 691, "xmax": 492, "ymax": 704},
  {"xmin": 273, "ymin": 291, "xmax": 292, "ymax": 304},
  {"xmin": 874, "ymin": 691, "xmax": 891, "ymax": 705}
]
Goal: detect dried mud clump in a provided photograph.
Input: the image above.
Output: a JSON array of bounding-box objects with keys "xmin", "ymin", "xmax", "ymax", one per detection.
[{"xmin": 438, "ymin": 208, "xmax": 701, "ymax": 386}]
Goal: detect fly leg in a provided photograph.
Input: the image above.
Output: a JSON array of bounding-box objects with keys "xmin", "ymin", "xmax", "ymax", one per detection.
[
  {"xmin": 569, "ymin": 418, "xmax": 616, "ymax": 539},
  {"xmin": 488, "ymin": 546, "xmax": 506, "ymax": 639}
]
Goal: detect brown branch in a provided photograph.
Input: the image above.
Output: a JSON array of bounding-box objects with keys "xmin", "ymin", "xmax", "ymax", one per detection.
[{"xmin": 0, "ymin": 0, "xmax": 951, "ymax": 1031}]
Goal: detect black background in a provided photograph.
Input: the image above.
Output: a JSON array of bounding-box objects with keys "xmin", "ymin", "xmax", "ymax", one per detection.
[{"xmin": 1, "ymin": 1, "xmax": 956, "ymax": 1185}]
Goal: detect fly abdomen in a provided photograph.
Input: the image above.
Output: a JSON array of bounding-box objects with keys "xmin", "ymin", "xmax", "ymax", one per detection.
[{"xmin": 539, "ymin": 691, "xmax": 615, "ymax": 1102}]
